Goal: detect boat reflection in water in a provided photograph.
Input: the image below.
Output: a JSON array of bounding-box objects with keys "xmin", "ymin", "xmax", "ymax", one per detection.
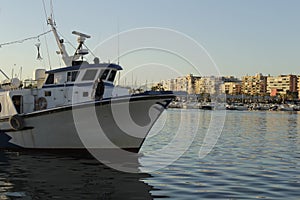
[{"xmin": 0, "ymin": 151, "xmax": 154, "ymax": 199}]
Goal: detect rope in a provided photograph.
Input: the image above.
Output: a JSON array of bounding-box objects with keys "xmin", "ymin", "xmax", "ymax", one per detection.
[{"xmin": 0, "ymin": 30, "xmax": 52, "ymax": 48}]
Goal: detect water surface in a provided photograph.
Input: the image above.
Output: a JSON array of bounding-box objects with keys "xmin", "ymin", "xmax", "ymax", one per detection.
[{"xmin": 0, "ymin": 110, "xmax": 299, "ymax": 199}]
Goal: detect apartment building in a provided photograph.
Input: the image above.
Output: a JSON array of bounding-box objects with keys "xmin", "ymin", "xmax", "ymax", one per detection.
[
  {"xmin": 161, "ymin": 79, "xmax": 177, "ymax": 91},
  {"xmin": 161, "ymin": 74, "xmax": 201, "ymax": 94},
  {"xmin": 267, "ymin": 74, "xmax": 298, "ymax": 96},
  {"xmin": 159, "ymin": 73, "xmax": 299, "ymax": 99},
  {"xmin": 222, "ymin": 82, "xmax": 242, "ymax": 95},
  {"xmin": 186, "ymin": 74, "xmax": 201, "ymax": 94},
  {"xmin": 242, "ymin": 73, "xmax": 267, "ymax": 95},
  {"xmin": 195, "ymin": 76, "xmax": 223, "ymax": 94},
  {"xmin": 298, "ymin": 76, "xmax": 300, "ymax": 99}
]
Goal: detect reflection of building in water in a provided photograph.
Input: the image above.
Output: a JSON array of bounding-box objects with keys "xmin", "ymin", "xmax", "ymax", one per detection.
[
  {"xmin": 265, "ymin": 112, "xmax": 299, "ymax": 154},
  {"xmin": 0, "ymin": 152, "xmax": 153, "ymax": 199}
]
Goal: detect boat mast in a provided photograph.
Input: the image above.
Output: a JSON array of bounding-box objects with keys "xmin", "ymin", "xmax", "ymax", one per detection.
[{"xmin": 48, "ymin": 17, "xmax": 72, "ymax": 66}]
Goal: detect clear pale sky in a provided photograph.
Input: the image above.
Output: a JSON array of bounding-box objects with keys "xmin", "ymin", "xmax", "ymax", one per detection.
[{"xmin": 0, "ymin": 0, "xmax": 300, "ymax": 82}]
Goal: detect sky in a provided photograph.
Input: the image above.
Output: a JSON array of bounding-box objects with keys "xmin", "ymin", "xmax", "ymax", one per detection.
[{"xmin": 0, "ymin": 0, "xmax": 300, "ymax": 83}]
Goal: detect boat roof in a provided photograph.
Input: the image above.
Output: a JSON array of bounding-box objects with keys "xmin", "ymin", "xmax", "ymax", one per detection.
[{"xmin": 46, "ymin": 63, "xmax": 123, "ymax": 74}]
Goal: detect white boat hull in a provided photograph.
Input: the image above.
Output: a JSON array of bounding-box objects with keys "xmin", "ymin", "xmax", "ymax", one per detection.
[{"xmin": 0, "ymin": 94, "xmax": 173, "ymax": 152}]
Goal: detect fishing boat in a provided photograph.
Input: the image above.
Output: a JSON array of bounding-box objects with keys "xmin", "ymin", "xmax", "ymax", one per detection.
[{"xmin": 0, "ymin": 17, "xmax": 174, "ymax": 152}]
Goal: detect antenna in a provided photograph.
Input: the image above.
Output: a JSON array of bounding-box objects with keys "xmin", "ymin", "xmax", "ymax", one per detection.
[
  {"xmin": 12, "ymin": 64, "xmax": 16, "ymax": 79},
  {"xmin": 19, "ymin": 67, "xmax": 23, "ymax": 80},
  {"xmin": 72, "ymin": 31, "xmax": 91, "ymax": 63},
  {"xmin": 117, "ymin": 19, "xmax": 120, "ymax": 65},
  {"xmin": 72, "ymin": 31, "xmax": 91, "ymax": 39}
]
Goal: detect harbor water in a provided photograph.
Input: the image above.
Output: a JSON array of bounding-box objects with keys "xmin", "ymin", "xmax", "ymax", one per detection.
[{"xmin": 0, "ymin": 109, "xmax": 299, "ymax": 199}]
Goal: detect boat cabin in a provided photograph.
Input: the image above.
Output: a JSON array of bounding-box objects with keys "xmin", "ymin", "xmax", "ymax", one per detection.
[
  {"xmin": 43, "ymin": 63, "xmax": 122, "ymax": 87},
  {"xmin": 0, "ymin": 63, "xmax": 129, "ymax": 119},
  {"xmin": 38, "ymin": 63, "xmax": 126, "ymax": 108}
]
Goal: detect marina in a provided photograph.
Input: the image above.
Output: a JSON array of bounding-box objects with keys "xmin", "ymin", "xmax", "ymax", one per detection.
[
  {"xmin": 168, "ymin": 95, "xmax": 300, "ymax": 111},
  {"xmin": 169, "ymin": 100, "xmax": 300, "ymax": 112},
  {"xmin": 0, "ymin": 0, "xmax": 299, "ymax": 199}
]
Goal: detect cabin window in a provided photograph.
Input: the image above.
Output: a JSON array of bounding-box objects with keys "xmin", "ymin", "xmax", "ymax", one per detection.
[
  {"xmin": 83, "ymin": 92, "xmax": 89, "ymax": 97},
  {"xmin": 108, "ymin": 70, "xmax": 117, "ymax": 82},
  {"xmin": 82, "ymin": 69, "xmax": 98, "ymax": 81},
  {"xmin": 67, "ymin": 71, "xmax": 79, "ymax": 82},
  {"xmin": 0, "ymin": 103, "xmax": 2, "ymax": 113},
  {"xmin": 45, "ymin": 74, "xmax": 54, "ymax": 84},
  {"xmin": 45, "ymin": 91, "xmax": 52, "ymax": 96},
  {"xmin": 100, "ymin": 69, "xmax": 110, "ymax": 80},
  {"xmin": 12, "ymin": 95, "xmax": 23, "ymax": 114}
]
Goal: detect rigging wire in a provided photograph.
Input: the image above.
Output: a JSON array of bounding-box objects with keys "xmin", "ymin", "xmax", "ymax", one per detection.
[
  {"xmin": 0, "ymin": 30, "xmax": 52, "ymax": 48},
  {"xmin": 42, "ymin": 0, "xmax": 48, "ymax": 23},
  {"xmin": 42, "ymin": 0, "xmax": 55, "ymax": 69},
  {"xmin": 83, "ymin": 43, "xmax": 99, "ymax": 60},
  {"xmin": 50, "ymin": 0, "xmax": 55, "ymax": 23},
  {"xmin": 56, "ymin": 30, "xmax": 77, "ymax": 50},
  {"xmin": 43, "ymin": 31, "xmax": 52, "ymax": 70}
]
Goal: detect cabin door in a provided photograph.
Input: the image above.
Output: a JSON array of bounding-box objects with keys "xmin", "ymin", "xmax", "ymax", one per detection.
[{"xmin": 12, "ymin": 95, "xmax": 23, "ymax": 114}]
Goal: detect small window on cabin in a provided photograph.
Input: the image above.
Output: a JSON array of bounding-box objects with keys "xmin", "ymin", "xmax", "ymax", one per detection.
[
  {"xmin": 83, "ymin": 92, "xmax": 89, "ymax": 97},
  {"xmin": 0, "ymin": 103, "xmax": 2, "ymax": 113},
  {"xmin": 45, "ymin": 91, "xmax": 52, "ymax": 96},
  {"xmin": 45, "ymin": 74, "xmax": 54, "ymax": 84},
  {"xmin": 82, "ymin": 69, "xmax": 98, "ymax": 81},
  {"xmin": 100, "ymin": 69, "xmax": 110, "ymax": 80},
  {"xmin": 108, "ymin": 70, "xmax": 117, "ymax": 82},
  {"xmin": 67, "ymin": 71, "xmax": 79, "ymax": 82}
]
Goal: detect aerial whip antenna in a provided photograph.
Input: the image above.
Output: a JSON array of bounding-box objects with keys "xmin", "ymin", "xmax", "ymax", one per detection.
[{"xmin": 117, "ymin": 19, "xmax": 120, "ymax": 65}]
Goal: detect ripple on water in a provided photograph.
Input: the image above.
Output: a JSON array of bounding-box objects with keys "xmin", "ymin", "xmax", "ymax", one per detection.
[
  {"xmin": 0, "ymin": 110, "xmax": 299, "ymax": 199},
  {"xmin": 140, "ymin": 110, "xmax": 300, "ymax": 199}
]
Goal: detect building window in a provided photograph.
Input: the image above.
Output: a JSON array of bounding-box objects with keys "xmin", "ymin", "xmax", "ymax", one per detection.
[
  {"xmin": 82, "ymin": 69, "xmax": 98, "ymax": 81},
  {"xmin": 67, "ymin": 71, "xmax": 79, "ymax": 82}
]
